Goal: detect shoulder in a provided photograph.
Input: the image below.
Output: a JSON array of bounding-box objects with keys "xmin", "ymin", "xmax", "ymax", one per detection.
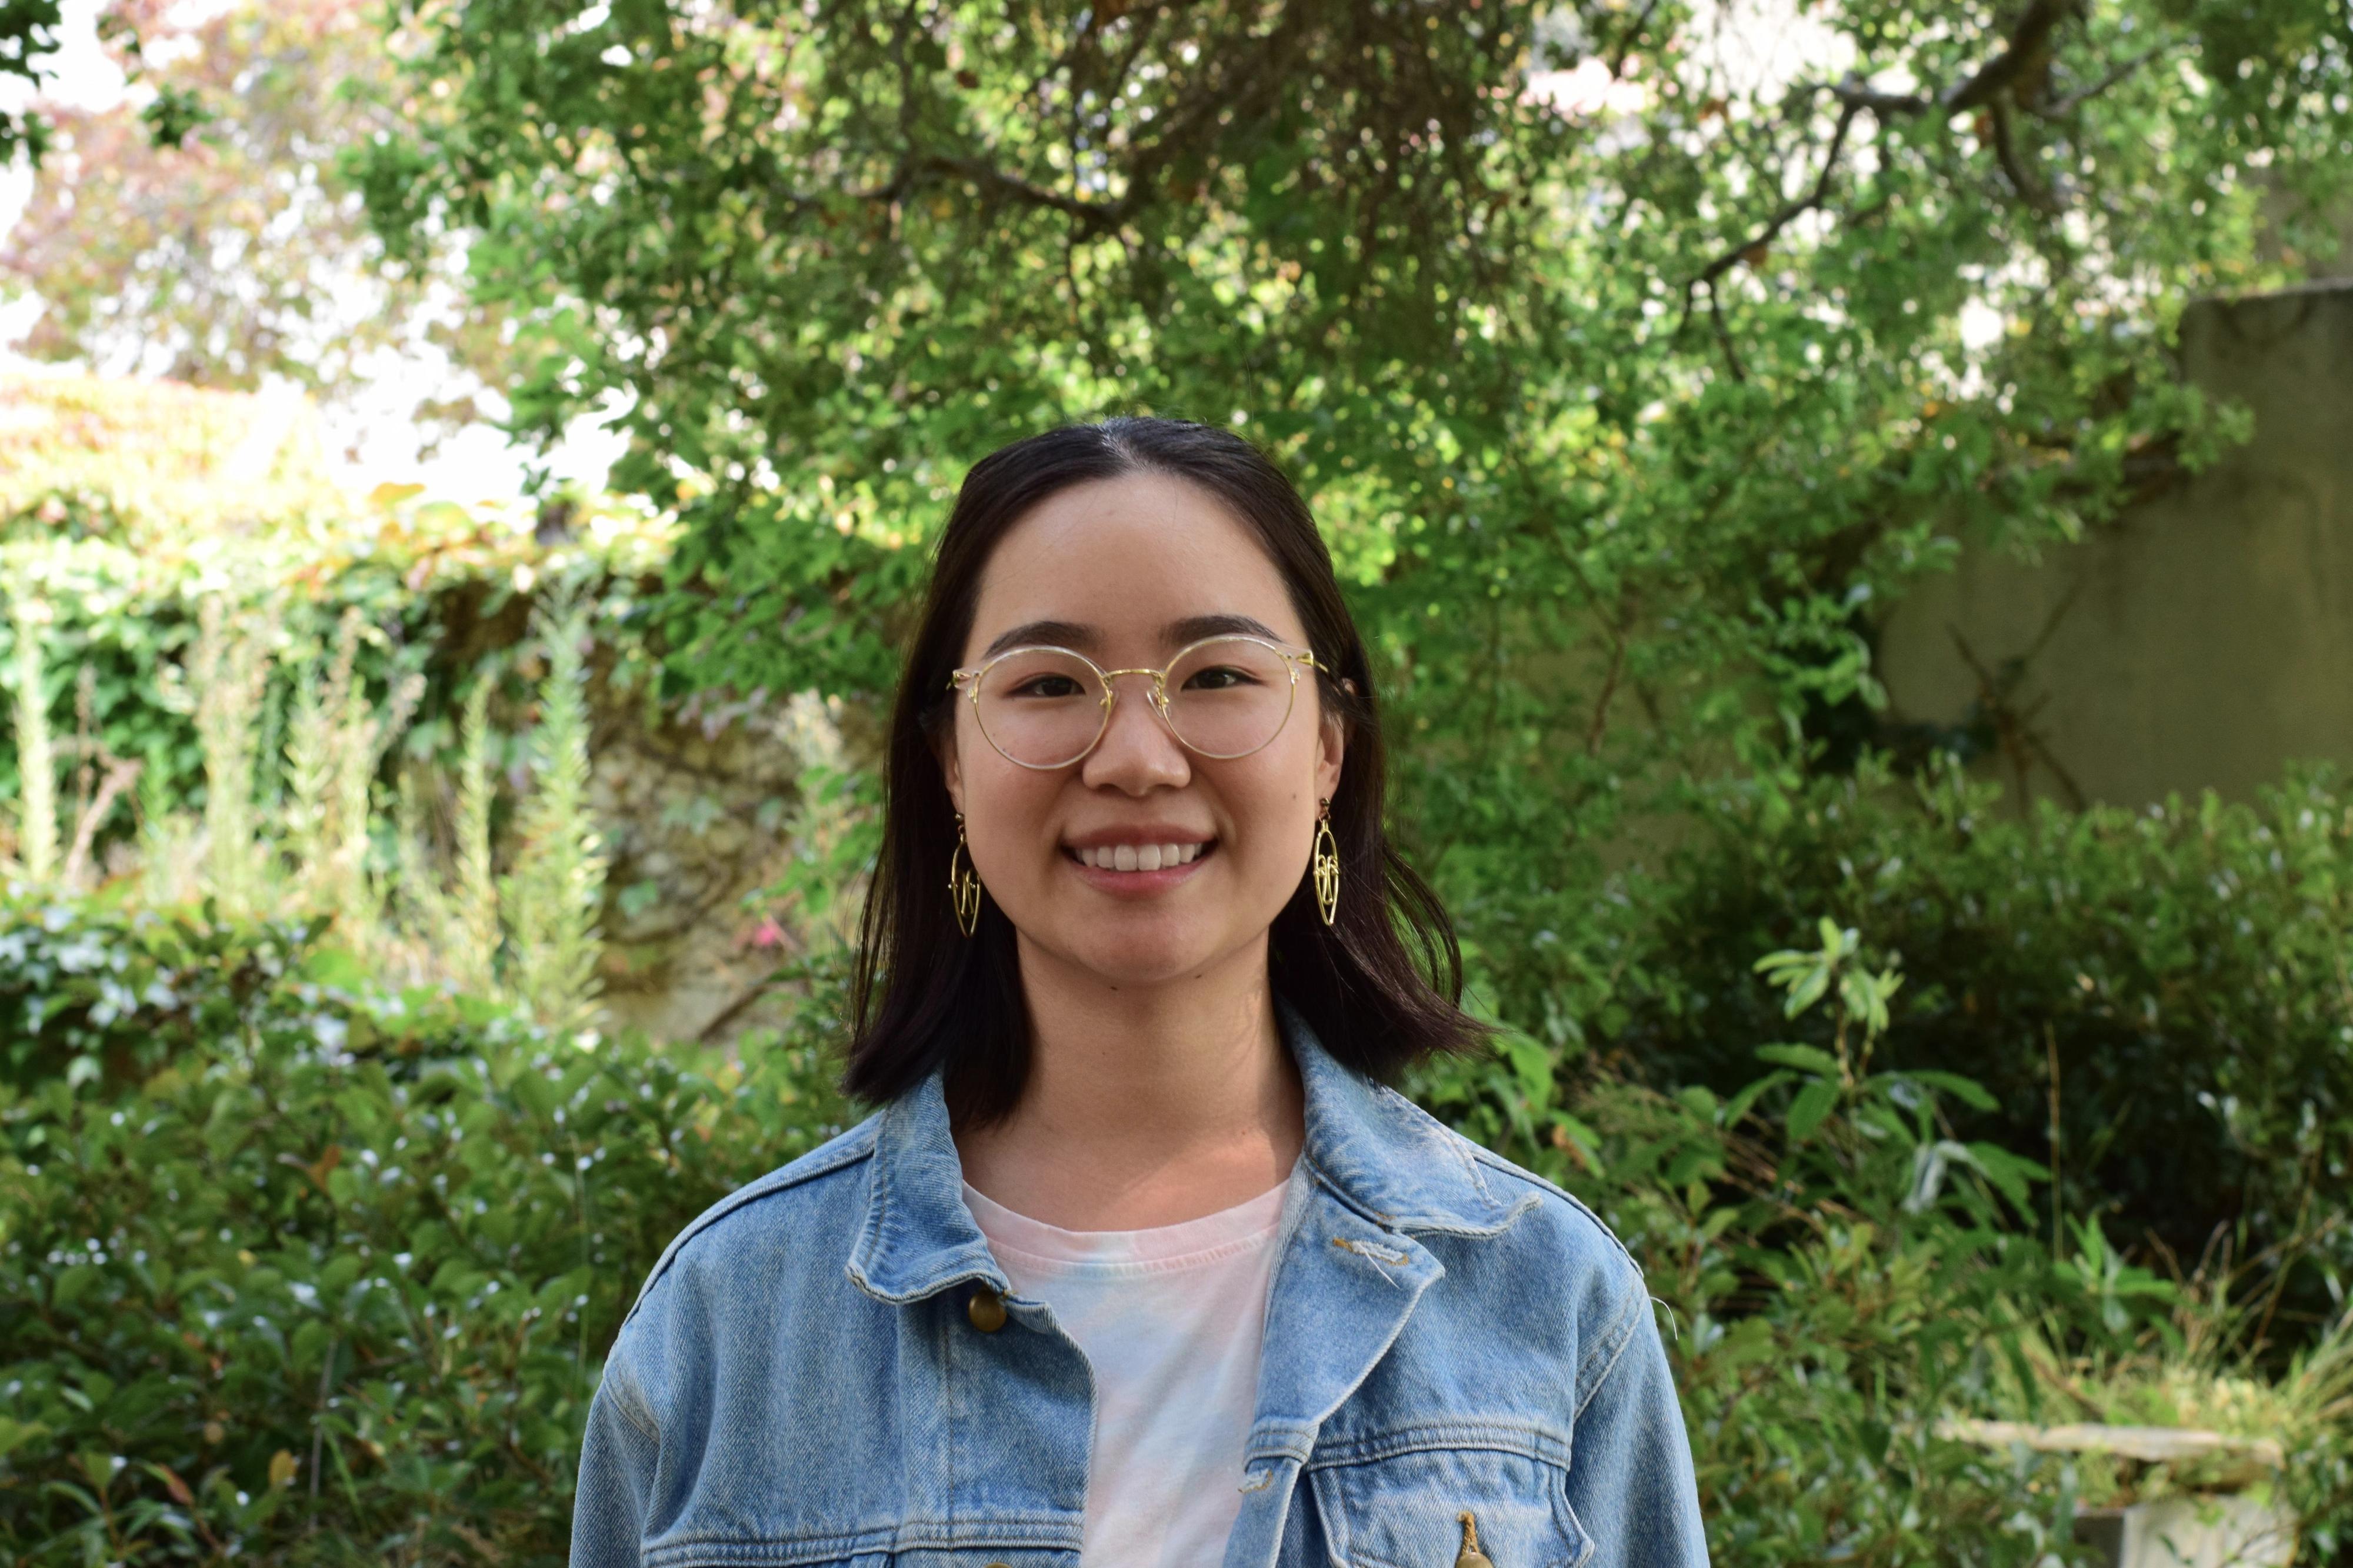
[
  {"xmin": 1368, "ymin": 1077, "xmax": 1644, "ymax": 1277},
  {"xmin": 619, "ymin": 1110, "xmax": 884, "ymax": 1330},
  {"xmin": 1369, "ymin": 1081, "xmax": 1656, "ymax": 1392}
]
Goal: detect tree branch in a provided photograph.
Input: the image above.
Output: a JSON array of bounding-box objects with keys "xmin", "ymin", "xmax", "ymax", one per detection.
[
  {"xmin": 1988, "ymin": 94, "xmax": 2058, "ymax": 212},
  {"xmin": 1942, "ymin": 0, "xmax": 2081, "ymax": 112},
  {"xmin": 2029, "ymin": 39, "xmax": 2173, "ymax": 119},
  {"xmin": 1606, "ymin": 0, "xmax": 1664, "ymax": 79},
  {"xmin": 1681, "ymin": 96, "xmax": 1862, "ymax": 321}
]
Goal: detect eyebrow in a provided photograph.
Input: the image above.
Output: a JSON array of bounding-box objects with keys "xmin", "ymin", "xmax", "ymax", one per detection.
[{"xmin": 978, "ymin": 613, "xmax": 1287, "ymax": 662}]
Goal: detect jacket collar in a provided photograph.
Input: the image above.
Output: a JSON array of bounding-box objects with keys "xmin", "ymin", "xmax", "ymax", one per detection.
[{"xmin": 846, "ymin": 995, "xmax": 1530, "ymax": 1305}]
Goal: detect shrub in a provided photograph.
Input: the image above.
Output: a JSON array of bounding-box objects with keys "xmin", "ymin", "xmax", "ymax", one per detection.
[
  {"xmin": 6, "ymin": 888, "xmax": 2345, "ymax": 1564},
  {"xmin": 0, "ymin": 898, "xmax": 849, "ymax": 1563},
  {"xmin": 1419, "ymin": 919, "xmax": 2353, "ymax": 1567},
  {"xmin": 1612, "ymin": 755, "xmax": 2353, "ymax": 1347}
]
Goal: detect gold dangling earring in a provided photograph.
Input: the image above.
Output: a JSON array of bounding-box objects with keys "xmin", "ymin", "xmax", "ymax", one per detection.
[
  {"xmin": 1311, "ymin": 796, "xmax": 1340, "ymax": 928},
  {"xmin": 949, "ymin": 811, "xmax": 983, "ymax": 937}
]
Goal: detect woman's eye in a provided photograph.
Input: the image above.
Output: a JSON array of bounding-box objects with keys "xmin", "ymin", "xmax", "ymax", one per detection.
[
  {"xmin": 1183, "ymin": 666, "xmax": 1259, "ymax": 691},
  {"xmin": 1010, "ymin": 675, "xmax": 1086, "ymax": 698}
]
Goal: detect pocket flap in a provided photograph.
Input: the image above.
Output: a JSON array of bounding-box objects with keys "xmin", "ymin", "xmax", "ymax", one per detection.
[{"xmin": 1308, "ymin": 1447, "xmax": 1592, "ymax": 1568}]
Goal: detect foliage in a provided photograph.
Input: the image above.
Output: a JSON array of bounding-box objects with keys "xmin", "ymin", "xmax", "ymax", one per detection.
[
  {"xmin": 5, "ymin": 868, "xmax": 2347, "ymax": 1563},
  {"xmin": 0, "ymin": 0, "xmax": 62, "ymax": 165},
  {"xmin": 1613, "ymin": 754, "xmax": 2353, "ymax": 1343},
  {"xmin": 0, "ymin": 525, "xmax": 636, "ymax": 1026},
  {"xmin": 0, "ymin": 376, "xmax": 348, "ymax": 552},
  {"xmin": 1412, "ymin": 910, "xmax": 2353, "ymax": 1567},
  {"xmin": 0, "ymin": 3, "xmax": 511, "ymax": 429},
  {"xmin": 358, "ymin": 0, "xmax": 2353, "ymax": 953},
  {"xmin": 501, "ymin": 575, "xmax": 611, "ymax": 1037},
  {"xmin": 0, "ymin": 899, "xmax": 853, "ymax": 1562},
  {"xmin": 0, "ymin": 478, "xmax": 676, "ymax": 856},
  {"xmin": 6, "ymin": 588, "xmax": 61, "ymax": 884}
]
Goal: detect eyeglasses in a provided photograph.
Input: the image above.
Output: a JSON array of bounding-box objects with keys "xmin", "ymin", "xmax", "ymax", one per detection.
[{"xmin": 948, "ymin": 633, "xmax": 1337, "ymax": 770}]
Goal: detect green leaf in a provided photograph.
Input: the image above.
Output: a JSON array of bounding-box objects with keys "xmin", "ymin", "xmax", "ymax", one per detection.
[
  {"xmin": 1787, "ymin": 1079, "xmax": 1840, "ymax": 1143},
  {"xmin": 52, "ymin": 1263, "xmax": 101, "ymax": 1309},
  {"xmin": 1887, "ymin": 1070, "xmax": 1999, "ymax": 1112},
  {"xmin": 1757, "ymin": 1043, "xmax": 1841, "ymax": 1077}
]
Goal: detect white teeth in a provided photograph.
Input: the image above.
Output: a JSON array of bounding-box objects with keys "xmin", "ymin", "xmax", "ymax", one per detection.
[{"xmin": 1075, "ymin": 841, "xmax": 1211, "ymax": 869}]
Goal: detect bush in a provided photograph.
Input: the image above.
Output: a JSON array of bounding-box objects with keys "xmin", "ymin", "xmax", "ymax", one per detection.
[
  {"xmin": 1418, "ymin": 922, "xmax": 2353, "ymax": 1567},
  {"xmin": 1612, "ymin": 755, "xmax": 2353, "ymax": 1348},
  {"xmin": 0, "ymin": 898, "xmax": 849, "ymax": 1563},
  {"xmin": 7, "ymin": 890, "xmax": 2347, "ymax": 1564}
]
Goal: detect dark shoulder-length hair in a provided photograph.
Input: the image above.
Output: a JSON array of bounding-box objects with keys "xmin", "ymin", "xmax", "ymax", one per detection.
[{"xmin": 843, "ymin": 416, "xmax": 1491, "ymax": 1124}]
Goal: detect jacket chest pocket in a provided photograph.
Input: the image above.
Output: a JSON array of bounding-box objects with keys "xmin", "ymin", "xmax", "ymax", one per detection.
[{"xmin": 1307, "ymin": 1447, "xmax": 1592, "ymax": 1568}]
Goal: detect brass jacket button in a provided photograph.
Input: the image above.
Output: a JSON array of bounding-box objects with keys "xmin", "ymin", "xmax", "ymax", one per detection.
[{"xmin": 966, "ymin": 1285, "xmax": 1008, "ymax": 1333}]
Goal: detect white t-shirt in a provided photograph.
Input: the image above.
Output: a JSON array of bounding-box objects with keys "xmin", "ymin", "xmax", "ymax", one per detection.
[{"xmin": 962, "ymin": 1163, "xmax": 1299, "ymax": 1568}]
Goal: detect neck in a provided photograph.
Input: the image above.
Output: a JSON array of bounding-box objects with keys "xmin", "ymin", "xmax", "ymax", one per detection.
[{"xmin": 950, "ymin": 933, "xmax": 1306, "ymax": 1230}]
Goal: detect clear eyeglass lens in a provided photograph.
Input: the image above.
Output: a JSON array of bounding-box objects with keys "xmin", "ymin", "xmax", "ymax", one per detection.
[
  {"xmin": 1163, "ymin": 637, "xmax": 1296, "ymax": 759},
  {"xmin": 974, "ymin": 647, "xmax": 1110, "ymax": 768},
  {"xmin": 972, "ymin": 638, "xmax": 1299, "ymax": 766}
]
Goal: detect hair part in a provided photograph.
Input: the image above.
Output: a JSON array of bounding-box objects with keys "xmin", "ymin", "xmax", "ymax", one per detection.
[{"xmin": 844, "ymin": 416, "xmax": 1491, "ymax": 1125}]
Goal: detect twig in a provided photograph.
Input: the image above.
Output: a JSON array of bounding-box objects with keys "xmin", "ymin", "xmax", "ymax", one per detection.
[
  {"xmin": 2030, "ymin": 40, "xmax": 2174, "ymax": 119},
  {"xmin": 1988, "ymin": 94, "xmax": 2058, "ymax": 213},
  {"xmin": 1940, "ymin": 0, "xmax": 2082, "ymax": 114},
  {"xmin": 61, "ymin": 756, "xmax": 141, "ymax": 891},
  {"xmin": 1606, "ymin": 0, "xmax": 1663, "ymax": 78},
  {"xmin": 1682, "ymin": 98, "xmax": 1862, "ymax": 323},
  {"xmin": 1948, "ymin": 625, "xmax": 2088, "ymax": 810}
]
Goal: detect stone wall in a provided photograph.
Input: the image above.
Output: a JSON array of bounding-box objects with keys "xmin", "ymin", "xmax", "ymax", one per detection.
[{"xmin": 1877, "ymin": 281, "xmax": 2353, "ymax": 809}]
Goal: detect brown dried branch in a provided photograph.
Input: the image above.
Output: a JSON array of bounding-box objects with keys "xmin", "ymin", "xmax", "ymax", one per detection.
[{"xmin": 61, "ymin": 756, "xmax": 141, "ymax": 892}]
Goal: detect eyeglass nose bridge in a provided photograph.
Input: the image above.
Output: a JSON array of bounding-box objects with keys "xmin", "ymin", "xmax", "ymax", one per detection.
[{"xmin": 1092, "ymin": 663, "xmax": 1176, "ymax": 722}]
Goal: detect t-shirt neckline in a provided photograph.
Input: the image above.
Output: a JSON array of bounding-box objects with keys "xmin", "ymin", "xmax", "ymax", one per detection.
[{"xmin": 962, "ymin": 1157, "xmax": 1298, "ymax": 1270}]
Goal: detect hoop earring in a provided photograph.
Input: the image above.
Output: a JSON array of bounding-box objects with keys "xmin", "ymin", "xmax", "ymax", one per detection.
[
  {"xmin": 949, "ymin": 812, "xmax": 983, "ymax": 937},
  {"xmin": 1311, "ymin": 796, "xmax": 1339, "ymax": 928}
]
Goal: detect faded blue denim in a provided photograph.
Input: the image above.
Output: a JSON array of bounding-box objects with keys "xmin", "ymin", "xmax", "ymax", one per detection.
[{"xmin": 572, "ymin": 1000, "xmax": 1711, "ymax": 1568}]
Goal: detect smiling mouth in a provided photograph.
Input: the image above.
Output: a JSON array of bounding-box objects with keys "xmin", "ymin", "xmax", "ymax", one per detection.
[{"xmin": 1064, "ymin": 840, "xmax": 1217, "ymax": 872}]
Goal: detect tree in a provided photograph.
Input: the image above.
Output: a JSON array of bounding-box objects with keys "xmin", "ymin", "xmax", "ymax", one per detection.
[
  {"xmin": 1, "ymin": 0, "xmax": 508, "ymax": 441},
  {"xmin": 359, "ymin": 0, "xmax": 2353, "ymax": 1019},
  {"xmin": 0, "ymin": 0, "xmax": 62, "ymax": 165}
]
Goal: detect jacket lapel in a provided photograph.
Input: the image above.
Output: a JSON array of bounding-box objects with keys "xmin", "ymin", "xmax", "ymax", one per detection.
[
  {"xmin": 1222, "ymin": 1001, "xmax": 1538, "ymax": 1568},
  {"xmin": 1220, "ymin": 1179, "xmax": 1445, "ymax": 1568}
]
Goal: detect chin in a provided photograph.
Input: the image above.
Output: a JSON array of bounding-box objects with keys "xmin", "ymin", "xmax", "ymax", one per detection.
[{"xmin": 1049, "ymin": 920, "xmax": 1238, "ymax": 988}]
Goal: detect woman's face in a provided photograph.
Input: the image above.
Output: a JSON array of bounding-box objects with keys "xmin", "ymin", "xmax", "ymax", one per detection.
[{"xmin": 938, "ymin": 471, "xmax": 1345, "ymax": 992}]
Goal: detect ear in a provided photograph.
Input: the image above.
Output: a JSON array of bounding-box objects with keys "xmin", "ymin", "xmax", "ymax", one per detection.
[
  {"xmin": 932, "ymin": 723, "xmax": 966, "ymax": 818},
  {"xmin": 1312, "ymin": 684, "xmax": 1348, "ymax": 805}
]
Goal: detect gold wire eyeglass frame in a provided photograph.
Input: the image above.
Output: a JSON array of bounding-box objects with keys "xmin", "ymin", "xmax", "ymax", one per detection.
[{"xmin": 946, "ymin": 633, "xmax": 1337, "ymax": 771}]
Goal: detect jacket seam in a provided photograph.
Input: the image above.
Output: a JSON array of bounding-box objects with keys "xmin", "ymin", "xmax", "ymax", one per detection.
[
  {"xmin": 1572, "ymin": 1269, "xmax": 1649, "ymax": 1422},
  {"xmin": 643, "ymin": 1514, "xmax": 1079, "ymax": 1566},
  {"xmin": 607, "ymin": 1370, "xmax": 662, "ymax": 1446},
  {"xmin": 1302, "ymin": 1420, "xmax": 1575, "ymax": 1470},
  {"xmin": 1467, "ymin": 1145, "xmax": 1649, "ymax": 1283}
]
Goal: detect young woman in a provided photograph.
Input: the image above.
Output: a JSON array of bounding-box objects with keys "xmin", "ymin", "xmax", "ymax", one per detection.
[{"xmin": 572, "ymin": 419, "xmax": 1709, "ymax": 1568}]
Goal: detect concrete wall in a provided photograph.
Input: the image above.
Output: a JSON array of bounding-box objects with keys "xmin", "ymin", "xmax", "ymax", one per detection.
[{"xmin": 1878, "ymin": 281, "xmax": 2353, "ymax": 809}]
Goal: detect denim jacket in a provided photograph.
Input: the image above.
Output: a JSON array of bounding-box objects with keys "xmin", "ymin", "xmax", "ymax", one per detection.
[{"xmin": 572, "ymin": 1002, "xmax": 1711, "ymax": 1568}]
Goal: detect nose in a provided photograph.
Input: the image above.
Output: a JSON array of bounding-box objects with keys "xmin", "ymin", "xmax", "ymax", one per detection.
[{"xmin": 1079, "ymin": 672, "xmax": 1191, "ymax": 795}]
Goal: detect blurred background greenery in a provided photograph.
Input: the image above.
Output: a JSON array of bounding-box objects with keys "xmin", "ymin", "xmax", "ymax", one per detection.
[{"xmin": 1, "ymin": 0, "xmax": 2351, "ymax": 1561}]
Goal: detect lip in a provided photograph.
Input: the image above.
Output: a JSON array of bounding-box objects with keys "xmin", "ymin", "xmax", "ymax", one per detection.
[{"xmin": 1061, "ymin": 836, "xmax": 1218, "ymax": 898}]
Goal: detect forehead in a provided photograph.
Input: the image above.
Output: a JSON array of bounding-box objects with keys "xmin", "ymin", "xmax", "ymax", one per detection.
[{"xmin": 963, "ymin": 471, "xmax": 1307, "ymax": 660}]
